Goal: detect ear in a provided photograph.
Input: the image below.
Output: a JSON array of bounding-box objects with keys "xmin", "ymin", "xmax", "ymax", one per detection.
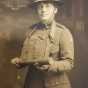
[{"xmin": 54, "ymin": 7, "xmax": 58, "ymax": 14}]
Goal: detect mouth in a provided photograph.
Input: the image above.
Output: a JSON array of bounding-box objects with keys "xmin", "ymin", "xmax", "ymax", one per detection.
[{"xmin": 40, "ymin": 14, "xmax": 48, "ymax": 17}]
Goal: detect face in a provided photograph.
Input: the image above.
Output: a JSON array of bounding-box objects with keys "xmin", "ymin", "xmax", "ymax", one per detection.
[{"xmin": 37, "ymin": 2, "xmax": 57, "ymax": 24}]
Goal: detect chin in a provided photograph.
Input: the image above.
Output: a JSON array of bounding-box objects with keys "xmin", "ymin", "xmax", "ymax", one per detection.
[
  {"xmin": 40, "ymin": 18, "xmax": 49, "ymax": 22},
  {"xmin": 41, "ymin": 20, "xmax": 49, "ymax": 24}
]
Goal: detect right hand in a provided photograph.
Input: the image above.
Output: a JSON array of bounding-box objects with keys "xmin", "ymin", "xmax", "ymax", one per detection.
[{"xmin": 11, "ymin": 57, "xmax": 20, "ymax": 65}]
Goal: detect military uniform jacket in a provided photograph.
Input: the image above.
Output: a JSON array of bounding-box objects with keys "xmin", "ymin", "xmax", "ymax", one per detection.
[{"xmin": 21, "ymin": 21, "xmax": 74, "ymax": 88}]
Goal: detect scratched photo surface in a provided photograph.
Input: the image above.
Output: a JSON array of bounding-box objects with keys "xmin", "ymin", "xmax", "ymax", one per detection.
[{"xmin": 0, "ymin": 0, "xmax": 88, "ymax": 88}]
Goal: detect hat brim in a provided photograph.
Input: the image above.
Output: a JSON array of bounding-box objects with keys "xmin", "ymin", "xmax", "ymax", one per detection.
[{"xmin": 30, "ymin": 0, "xmax": 64, "ymax": 8}]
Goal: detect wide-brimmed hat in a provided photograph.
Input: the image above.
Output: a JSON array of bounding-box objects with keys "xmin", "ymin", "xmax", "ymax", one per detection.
[{"xmin": 30, "ymin": 0, "xmax": 64, "ymax": 8}]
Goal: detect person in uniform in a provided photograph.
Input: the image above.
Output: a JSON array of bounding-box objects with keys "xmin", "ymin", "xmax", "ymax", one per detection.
[{"xmin": 11, "ymin": 0, "xmax": 74, "ymax": 88}]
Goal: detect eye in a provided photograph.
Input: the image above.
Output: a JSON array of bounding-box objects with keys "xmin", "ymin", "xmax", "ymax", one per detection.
[
  {"xmin": 45, "ymin": 4, "xmax": 49, "ymax": 8},
  {"xmin": 38, "ymin": 3, "xmax": 50, "ymax": 9},
  {"xmin": 40, "ymin": 5, "xmax": 43, "ymax": 9},
  {"xmin": 38, "ymin": 4, "xmax": 43, "ymax": 9}
]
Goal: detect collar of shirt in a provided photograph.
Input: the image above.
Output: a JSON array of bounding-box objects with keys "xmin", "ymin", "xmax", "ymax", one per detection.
[
  {"xmin": 38, "ymin": 21, "xmax": 56, "ymax": 30},
  {"xmin": 37, "ymin": 21, "xmax": 57, "ymax": 40}
]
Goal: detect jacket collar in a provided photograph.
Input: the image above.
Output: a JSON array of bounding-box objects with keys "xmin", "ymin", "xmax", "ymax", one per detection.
[{"xmin": 38, "ymin": 20, "xmax": 56, "ymax": 30}]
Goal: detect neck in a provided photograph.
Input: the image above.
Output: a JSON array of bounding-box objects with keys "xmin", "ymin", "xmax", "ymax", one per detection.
[{"xmin": 41, "ymin": 20, "xmax": 55, "ymax": 25}]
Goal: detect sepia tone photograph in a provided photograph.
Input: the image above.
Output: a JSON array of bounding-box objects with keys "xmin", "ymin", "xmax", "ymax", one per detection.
[{"xmin": 0, "ymin": 0, "xmax": 88, "ymax": 88}]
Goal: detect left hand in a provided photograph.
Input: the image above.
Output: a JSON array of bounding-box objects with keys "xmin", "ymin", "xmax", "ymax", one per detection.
[
  {"xmin": 48, "ymin": 57, "xmax": 57, "ymax": 72},
  {"xmin": 34, "ymin": 62, "xmax": 49, "ymax": 71},
  {"xmin": 33, "ymin": 57, "xmax": 57, "ymax": 72}
]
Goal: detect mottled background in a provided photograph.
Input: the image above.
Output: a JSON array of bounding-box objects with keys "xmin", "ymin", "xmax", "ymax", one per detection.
[{"xmin": 0, "ymin": 0, "xmax": 88, "ymax": 88}]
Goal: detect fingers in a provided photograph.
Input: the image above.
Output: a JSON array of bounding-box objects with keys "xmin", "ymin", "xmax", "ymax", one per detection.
[
  {"xmin": 34, "ymin": 63, "xmax": 49, "ymax": 71},
  {"xmin": 48, "ymin": 57, "xmax": 57, "ymax": 72},
  {"xmin": 34, "ymin": 62, "xmax": 40, "ymax": 66},
  {"xmin": 48, "ymin": 57, "xmax": 55, "ymax": 65},
  {"xmin": 11, "ymin": 57, "xmax": 19, "ymax": 64},
  {"xmin": 40, "ymin": 65, "xmax": 49, "ymax": 70}
]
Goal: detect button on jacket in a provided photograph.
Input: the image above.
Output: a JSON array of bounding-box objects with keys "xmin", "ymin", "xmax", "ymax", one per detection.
[{"xmin": 21, "ymin": 21, "xmax": 74, "ymax": 88}]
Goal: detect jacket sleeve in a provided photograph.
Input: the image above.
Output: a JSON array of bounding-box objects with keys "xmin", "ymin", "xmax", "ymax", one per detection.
[{"xmin": 53, "ymin": 28, "xmax": 74, "ymax": 72}]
